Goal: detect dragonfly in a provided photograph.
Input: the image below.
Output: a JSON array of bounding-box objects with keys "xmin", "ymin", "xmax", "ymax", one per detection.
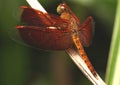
[
  {"xmin": 16, "ymin": 2, "xmax": 96, "ymax": 76},
  {"xmin": 15, "ymin": 0, "xmax": 106, "ymax": 85}
]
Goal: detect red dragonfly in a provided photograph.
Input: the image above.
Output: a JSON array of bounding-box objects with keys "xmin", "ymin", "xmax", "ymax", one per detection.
[{"xmin": 16, "ymin": 2, "xmax": 96, "ymax": 77}]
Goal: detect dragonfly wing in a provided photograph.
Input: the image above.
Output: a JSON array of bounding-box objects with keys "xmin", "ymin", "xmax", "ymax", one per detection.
[
  {"xmin": 21, "ymin": 6, "xmax": 54, "ymax": 26},
  {"xmin": 79, "ymin": 16, "xmax": 94, "ymax": 47},
  {"xmin": 20, "ymin": 6, "xmax": 69, "ymax": 28},
  {"xmin": 16, "ymin": 26, "xmax": 73, "ymax": 50}
]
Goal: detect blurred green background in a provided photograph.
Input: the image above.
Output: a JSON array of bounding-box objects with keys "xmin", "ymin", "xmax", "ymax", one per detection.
[{"xmin": 0, "ymin": 0, "xmax": 117, "ymax": 85}]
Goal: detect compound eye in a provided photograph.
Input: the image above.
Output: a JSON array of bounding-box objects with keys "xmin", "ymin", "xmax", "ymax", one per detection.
[{"xmin": 57, "ymin": 4, "xmax": 66, "ymax": 14}]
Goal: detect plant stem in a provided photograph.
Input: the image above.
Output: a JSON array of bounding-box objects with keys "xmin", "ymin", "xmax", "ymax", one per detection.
[
  {"xmin": 26, "ymin": 0, "xmax": 47, "ymax": 13},
  {"xmin": 105, "ymin": 0, "xmax": 120, "ymax": 85},
  {"xmin": 66, "ymin": 48, "xmax": 106, "ymax": 85}
]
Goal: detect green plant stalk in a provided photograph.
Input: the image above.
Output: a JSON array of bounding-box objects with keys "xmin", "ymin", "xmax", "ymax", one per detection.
[{"xmin": 105, "ymin": 0, "xmax": 120, "ymax": 85}]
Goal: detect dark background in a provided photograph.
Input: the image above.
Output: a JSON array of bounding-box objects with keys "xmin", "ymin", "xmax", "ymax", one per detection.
[{"xmin": 0, "ymin": 0, "xmax": 117, "ymax": 85}]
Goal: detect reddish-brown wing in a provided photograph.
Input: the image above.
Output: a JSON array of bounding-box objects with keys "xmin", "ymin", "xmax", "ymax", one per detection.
[
  {"xmin": 17, "ymin": 6, "xmax": 94, "ymax": 50},
  {"xmin": 21, "ymin": 6, "xmax": 69, "ymax": 28},
  {"xmin": 21, "ymin": 6, "xmax": 53, "ymax": 26},
  {"xmin": 16, "ymin": 26, "xmax": 73, "ymax": 50},
  {"xmin": 16, "ymin": 6, "xmax": 74, "ymax": 50},
  {"xmin": 78, "ymin": 16, "xmax": 94, "ymax": 47}
]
